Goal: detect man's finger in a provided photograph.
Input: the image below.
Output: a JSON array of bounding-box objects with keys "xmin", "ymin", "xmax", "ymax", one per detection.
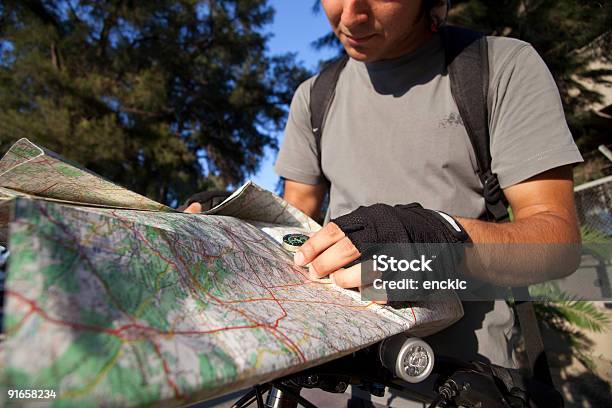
[
  {"xmin": 184, "ymin": 202, "xmax": 202, "ymax": 213},
  {"xmin": 330, "ymin": 263, "xmax": 381, "ymax": 289},
  {"xmin": 294, "ymin": 222, "xmax": 345, "ymax": 266},
  {"xmin": 330, "ymin": 263, "xmax": 362, "ymax": 288},
  {"xmin": 309, "ymin": 236, "xmax": 360, "ymax": 278}
]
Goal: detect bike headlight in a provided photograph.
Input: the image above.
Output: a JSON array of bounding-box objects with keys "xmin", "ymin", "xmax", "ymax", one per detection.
[{"xmin": 379, "ymin": 335, "xmax": 435, "ymax": 383}]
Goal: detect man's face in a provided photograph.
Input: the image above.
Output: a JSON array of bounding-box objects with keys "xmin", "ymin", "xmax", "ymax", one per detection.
[{"xmin": 321, "ymin": 0, "xmax": 428, "ymax": 62}]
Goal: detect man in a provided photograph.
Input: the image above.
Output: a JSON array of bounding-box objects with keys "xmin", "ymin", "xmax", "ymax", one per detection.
[
  {"xmin": 271, "ymin": 0, "xmax": 582, "ymax": 403},
  {"xmin": 185, "ymin": 0, "xmax": 581, "ymax": 405}
]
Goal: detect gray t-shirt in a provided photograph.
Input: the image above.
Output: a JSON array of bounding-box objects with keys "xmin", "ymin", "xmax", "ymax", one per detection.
[{"xmin": 274, "ymin": 34, "xmax": 582, "ymax": 368}]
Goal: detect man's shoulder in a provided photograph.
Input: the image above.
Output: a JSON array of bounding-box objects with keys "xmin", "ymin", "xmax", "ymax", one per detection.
[
  {"xmin": 486, "ymin": 36, "xmax": 534, "ymax": 75},
  {"xmin": 296, "ymin": 75, "xmax": 318, "ymax": 96},
  {"xmin": 296, "ymin": 57, "xmax": 352, "ymax": 98},
  {"xmin": 290, "ymin": 75, "xmax": 318, "ymax": 111},
  {"xmin": 486, "ymin": 35, "xmax": 530, "ymax": 49}
]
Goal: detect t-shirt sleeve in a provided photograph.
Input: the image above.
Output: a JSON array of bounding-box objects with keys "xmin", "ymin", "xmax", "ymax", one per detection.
[
  {"xmin": 489, "ymin": 42, "xmax": 583, "ymax": 188},
  {"xmin": 274, "ymin": 77, "xmax": 324, "ymax": 185}
]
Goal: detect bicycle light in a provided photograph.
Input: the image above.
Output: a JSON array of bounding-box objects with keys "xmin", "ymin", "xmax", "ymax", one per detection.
[{"xmin": 379, "ymin": 335, "xmax": 435, "ymax": 383}]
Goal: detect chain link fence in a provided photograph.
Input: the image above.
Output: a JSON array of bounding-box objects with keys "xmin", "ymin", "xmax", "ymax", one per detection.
[
  {"xmin": 575, "ymin": 176, "xmax": 612, "ymax": 236},
  {"xmin": 574, "ymin": 145, "xmax": 612, "ymax": 237}
]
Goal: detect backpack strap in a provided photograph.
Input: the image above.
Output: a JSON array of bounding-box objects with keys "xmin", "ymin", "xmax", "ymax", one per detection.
[
  {"xmin": 440, "ymin": 26, "xmax": 508, "ymax": 222},
  {"xmin": 513, "ymin": 287, "xmax": 556, "ymax": 387},
  {"xmin": 310, "ymin": 55, "xmax": 349, "ymax": 186},
  {"xmin": 441, "ymin": 26, "xmax": 553, "ymax": 388}
]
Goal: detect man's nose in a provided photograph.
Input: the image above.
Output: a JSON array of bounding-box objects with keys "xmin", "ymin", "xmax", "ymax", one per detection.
[{"xmin": 340, "ymin": 0, "xmax": 370, "ymax": 30}]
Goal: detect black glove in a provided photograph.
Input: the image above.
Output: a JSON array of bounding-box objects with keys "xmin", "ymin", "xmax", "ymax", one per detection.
[
  {"xmin": 178, "ymin": 190, "xmax": 232, "ymax": 212},
  {"xmin": 330, "ymin": 203, "xmax": 471, "ymax": 304},
  {"xmin": 331, "ymin": 203, "xmax": 469, "ymax": 247}
]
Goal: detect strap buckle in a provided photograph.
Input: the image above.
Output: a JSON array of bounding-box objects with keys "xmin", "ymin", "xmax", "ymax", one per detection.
[{"xmin": 483, "ymin": 172, "xmax": 502, "ymax": 203}]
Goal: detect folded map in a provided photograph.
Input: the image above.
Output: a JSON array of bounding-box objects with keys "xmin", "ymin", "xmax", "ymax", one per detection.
[{"xmin": 0, "ymin": 139, "xmax": 463, "ymax": 407}]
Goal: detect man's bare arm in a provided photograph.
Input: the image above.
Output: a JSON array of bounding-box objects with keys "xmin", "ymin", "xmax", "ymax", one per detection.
[
  {"xmin": 283, "ymin": 179, "xmax": 327, "ymax": 219},
  {"xmin": 457, "ymin": 165, "xmax": 582, "ymax": 285},
  {"xmin": 292, "ymin": 165, "xmax": 582, "ymax": 290},
  {"xmin": 458, "ymin": 166, "xmax": 580, "ymax": 244}
]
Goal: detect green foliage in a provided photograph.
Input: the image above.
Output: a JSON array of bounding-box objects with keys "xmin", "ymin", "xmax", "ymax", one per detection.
[
  {"xmin": 580, "ymin": 226, "xmax": 612, "ymax": 260},
  {"xmin": 532, "ymin": 283, "xmax": 611, "ymax": 333},
  {"xmin": 530, "ymin": 227, "xmax": 612, "ymax": 368},
  {"xmin": 581, "ymin": 225, "xmax": 612, "ymax": 244},
  {"xmin": 534, "ymin": 292, "xmax": 609, "ymax": 368},
  {"xmin": 0, "ymin": 0, "xmax": 310, "ymax": 205},
  {"xmin": 538, "ymin": 298, "xmax": 610, "ymax": 334}
]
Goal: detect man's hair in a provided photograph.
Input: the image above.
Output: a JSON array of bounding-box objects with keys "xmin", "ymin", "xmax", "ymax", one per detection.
[
  {"xmin": 417, "ymin": 0, "xmax": 437, "ymax": 23},
  {"xmin": 424, "ymin": 0, "xmax": 439, "ymax": 11},
  {"xmin": 425, "ymin": 0, "xmax": 450, "ymax": 28}
]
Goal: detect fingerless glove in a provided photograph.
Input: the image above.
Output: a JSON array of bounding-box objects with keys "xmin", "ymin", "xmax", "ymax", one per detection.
[{"xmin": 330, "ymin": 203, "xmax": 471, "ymax": 304}]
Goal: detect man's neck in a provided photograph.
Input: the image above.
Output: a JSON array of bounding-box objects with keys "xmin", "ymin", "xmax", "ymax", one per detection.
[{"xmin": 376, "ymin": 23, "xmax": 433, "ymax": 62}]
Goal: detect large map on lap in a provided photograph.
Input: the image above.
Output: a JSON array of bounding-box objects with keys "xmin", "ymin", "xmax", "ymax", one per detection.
[{"xmin": 0, "ymin": 139, "xmax": 463, "ymax": 407}]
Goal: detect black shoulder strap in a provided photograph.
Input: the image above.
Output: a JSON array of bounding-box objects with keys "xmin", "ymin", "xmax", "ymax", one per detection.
[
  {"xmin": 310, "ymin": 55, "xmax": 349, "ymax": 186},
  {"xmin": 513, "ymin": 287, "xmax": 555, "ymax": 387},
  {"xmin": 441, "ymin": 26, "xmax": 508, "ymax": 222},
  {"xmin": 442, "ymin": 26, "xmax": 553, "ymax": 388}
]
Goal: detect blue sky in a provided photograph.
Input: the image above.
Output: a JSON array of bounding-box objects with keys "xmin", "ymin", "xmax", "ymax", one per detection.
[{"xmin": 251, "ymin": 1, "xmax": 337, "ymax": 192}]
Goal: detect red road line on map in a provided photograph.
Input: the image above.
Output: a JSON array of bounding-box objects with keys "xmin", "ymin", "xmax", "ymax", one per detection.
[
  {"xmin": 5, "ymin": 307, "xmax": 36, "ymax": 334},
  {"xmin": 239, "ymin": 253, "xmax": 307, "ymax": 360},
  {"xmin": 157, "ymin": 234, "xmax": 284, "ymax": 329},
  {"xmin": 219, "ymin": 297, "xmax": 374, "ymax": 311},
  {"xmin": 7, "ymin": 290, "xmax": 119, "ymax": 335},
  {"xmin": 266, "ymin": 327, "xmax": 306, "ymax": 363},
  {"xmin": 167, "ymin": 236, "xmax": 301, "ymax": 358},
  {"xmin": 111, "ymin": 214, "xmax": 262, "ymax": 329},
  {"xmin": 112, "ymin": 212, "xmax": 319, "ymax": 298},
  {"xmin": 5, "ymin": 290, "xmax": 266, "ymax": 338},
  {"xmin": 37, "ymin": 182, "xmax": 59, "ymax": 195},
  {"xmin": 237, "ymin": 249, "xmax": 296, "ymax": 355},
  {"xmin": 242, "ymin": 255, "xmax": 288, "ymax": 329},
  {"xmin": 7, "ymin": 288, "xmax": 311, "ymax": 370},
  {"xmin": 150, "ymin": 339, "xmax": 182, "ymax": 398},
  {"xmin": 36, "ymin": 205, "xmax": 137, "ymax": 321},
  {"xmin": 267, "ymin": 279, "xmax": 332, "ymax": 288},
  {"xmin": 281, "ymin": 327, "xmax": 342, "ymax": 353},
  {"xmin": 107, "ymin": 215, "xmax": 394, "ymax": 359},
  {"xmin": 22, "ymin": 208, "xmax": 396, "ymax": 368},
  {"xmin": 113, "ymin": 322, "xmax": 265, "ymax": 337}
]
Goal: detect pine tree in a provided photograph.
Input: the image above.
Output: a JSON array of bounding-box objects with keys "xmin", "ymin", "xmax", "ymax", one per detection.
[{"xmin": 0, "ymin": 0, "xmax": 309, "ymax": 205}]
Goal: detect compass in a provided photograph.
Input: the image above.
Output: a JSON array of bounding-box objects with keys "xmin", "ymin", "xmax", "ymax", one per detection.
[{"xmin": 282, "ymin": 233, "xmax": 309, "ymax": 252}]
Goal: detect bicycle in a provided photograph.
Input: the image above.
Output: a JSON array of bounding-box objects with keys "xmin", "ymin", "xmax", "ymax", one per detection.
[{"xmin": 230, "ymin": 334, "xmax": 564, "ymax": 408}]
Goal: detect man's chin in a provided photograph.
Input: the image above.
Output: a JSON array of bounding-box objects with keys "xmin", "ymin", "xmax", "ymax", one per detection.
[{"xmin": 344, "ymin": 47, "xmax": 378, "ymax": 63}]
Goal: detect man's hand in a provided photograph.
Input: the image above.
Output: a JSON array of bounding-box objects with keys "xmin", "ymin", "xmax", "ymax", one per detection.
[
  {"xmin": 179, "ymin": 190, "xmax": 232, "ymax": 213},
  {"xmin": 184, "ymin": 202, "xmax": 202, "ymax": 213},
  {"xmin": 293, "ymin": 203, "xmax": 470, "ymax": 291},
  {"xmin": 293, "ymin": 222, "xmax": 363, "ymax": 288}
]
